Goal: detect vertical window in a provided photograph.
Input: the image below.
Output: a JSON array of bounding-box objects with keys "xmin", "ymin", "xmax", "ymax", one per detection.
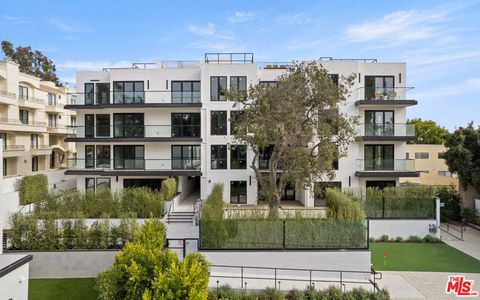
[
  {"xmin": 96, "ymin": 145, "xmax": 111, "ymax": 168},
  {"xmin": 329, "ymin": 74, "xmax": 339, "ymax": 86},
  {"xmin": 0, "ymin": 133, "xmax": 6, "ymax": 149},
  {"xmin": 96, "ymin": 83, "xmax": 110, "ymax": 104},
  {"xmin": 230, "ymin": 76, "xmax": 247, "ymax": 99},
  {"xmin": 96, "ymin": 178, "xmax": 111, "ymax": 190},
  {"xmin": 364, "ymin": 76, "xmax": 395, "ymax": 100},
  {"xmin": 259, "ymin": 145, "xmax": 274, "ymax": 169},
  {"xmin": 85, "ymin": 145, "xmax": 95, "ymax": 168},
  {"xmin": 48, "ymin": 114, "xmax": 57, "ymax": 127},
  {"xmin": 211, "ymin": 111, "xmax": 227, "ymax": 135},
  {"xmin": 230, "ymin": 145, "xmax": 247, "ymax": 169},
  {"xmin": 171, "ymin": 113, "xmax": 201, "ymax": 137},
  {"xmin": 230, "ymin": 181, "xmax": 247, "ymax": 204},
  {"xmin": 364, "ymin": 145, "xmax": 394, "ymax": 170},
  {"xmin": 171, "ymin": 81, "xmax": 201, "ymax": 103},
  {"xmin": 113, "ymin": 81, "xmax": 144, "ymax": 104},
  {"xmin": 230, "ymin": 111, "xmax": 244, "ymax": 135},
  {"xmin": 364, "ymin": 111, "xmax": 394, "ymax": 136},
  {"xmin": 85, "ymin": 178, "xmax": 96, "ymax": 191},
  {"xmin": 31, "ymin": 156, "xmax": 38, "ymax": 172},
  {"xmin": 48, "ymin": 93, "xmax": 56, "ymax": 105},
  {"xmin": 171, "ymin": 145, "xmax": 201, "ymax": 169},
  {"xmin": 85, "ymin": 114, "xmax": 94, "ymax": 138},
  {"xmin": 96, "ymin": 114, "xmax": 110, "ymax": 137},
  {"xmin": 50, "ymin": 152, "xmax": 55, "ymax": 169},
  {"xmin": 71, "ymin": 116, "xmax": 77, "ymax": 127},
  {"xmin": 113, "ymin": 113, "xmax": 144, "ymax": 138},
  {"xmin": 85, "ymin": 83, "xmax": 94, "ymax": 105},
  {"xmin": 30, "ymin": 134, "xmax": 38, "ymax": 149},
  {"xmin": 211, "ymin": 145, "xmax": 227, "ymax": 169},
  {"xmin": 114, "ymin": 145, "xmax": 145, "ymax": 169},
  {"xmin": 19, "ymin": 109, "xmax": 29, "ymax": 124},
  {"xmin": 210, "ymin": 76, "xmax": 227, "ymax": 101},
  {"xmin": 2, "ymin": 158, "xmax": 6, "ymax": 176},
  {"xmin": 18, "ymin": 86, "xmax": 28, "ymax": 100}
]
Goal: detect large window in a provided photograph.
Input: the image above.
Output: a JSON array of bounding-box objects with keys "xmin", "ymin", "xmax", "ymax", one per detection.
[
  {"xmin": 171, "ymin": 113, "xmax": 201, "ymax": 137},
  {"xmin": 172, "ymin": 81, "xmax": 200, "ymax": 103},
  {"xmin": 210, "ymin": 76, "xmax": 227, "ymax": 101},
  {"xmin": 48, "ymin": 93, "xmax": 56, "ymax": 105},
  {"xmin": 85, "ymin": 178, "xmax": 96, "ymax": 190},
  {"xmin": 171, "ymin": 145, "xmax": 201, "ymax": 169},
  {"xmin": 259, "ymin": 145, "xmax": 274, "ymax": 169},
  {"xmin": 113, "ymin": 113, "xmax": 144, "ymax": 138},
  {"xmin": 230, "ymin": 181, "xmax": 247, "ymax": 204},
  {"xmin": 96, "ymin": 145, "xmax": 110, "ymax": 168},
  {"xmin": 85, "ymin": 145, "xmax": 95, "ymax": 168},
  {"xmin": 85, "ymin": 114, "xmax": 94, "ymax": 138},
  {"xmin": 230, "ymin": 76, "xmax": 247, "ymax": 99},
  {"xmin": 97, "ymin": 178, "xmax": 111, "ymax": 190},
  {"xmin": 32, "ymin": 156, "xmax": 38, "ymax": 172},
  {"xmin": 114, "ymin": 145, "xmax": 145, "ymax": 169},
  {"xmin": 31, "ymin": 134, "xmax": 38, "ymax": 149},
  {"xmin": 85, "ymin": 83, "xmax": 94, "ymax": 105},
  {"xmin": 211, "ymin": 111, "xmax": 227, "ymax": 135},
  {"xmin": 365, "ymin": 111, "xmax": 394, "ymax": 136},
  {"xmin": 113, "ymin": 81, "xmax": 144, "ymax": 104},
  {"xmin": 230, "ymin": 111, "xmax": 244, "ymax": 135},
  {"xmin": 18, "ymin": 85, "xmax": 28, "ymax": 100},
  {"xmin": 48, "ymin": 114, "xmax": 57, "ymax": 128},
  {"xmin": 211, "ymin": 145, "xmax": 227, "ymax": 169},
  {"xmin": 96, "ymin": 83, "xmax": 110, "ymax": 104},
  {"xmin": 364, "ymin": 145, "xmax": 394, "ymax": 170},
  {"xmin": 19, "ymin": 109, "xmax": 29, "ymax": 124},
  {"xmin": 96, "ymin": 114, "xmax": 110, "ymax": 137},
  {"xmin": 365, "ymin": 76, "xmax": 395, "ymax": 100},
  {"xmin": 230, "ymin": 145, "xmax": 247, "ymax": 169}
]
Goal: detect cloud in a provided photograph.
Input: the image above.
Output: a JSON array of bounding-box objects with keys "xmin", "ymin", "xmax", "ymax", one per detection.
[
  {"xmin": 413, "ymin": 77, "xmax": 480, "ymax": 100},
  {"xmin": 189, "ymin": 41, "xmax": 245, "ymax": 52},
  {"xmin": 1, "ymin": 15, "xmax": 30, "ymax": 25},
  {"xmin": 277, "ymin": 13, "xmax": 313, "ymax": 25},
  {"xmin": 58, "ymin": 60, "xmax": 132, "ymax": 70},
  {"xmin": 188, "ymin": 22, "xmax": 232, "ymax": 39},
  {"xmin": 49, "ymin": 18, "xmax": 92, "ymax": 33},
  {"xmin": 229, "ymin": 11, "xmax": 255, "ymax": 23}
]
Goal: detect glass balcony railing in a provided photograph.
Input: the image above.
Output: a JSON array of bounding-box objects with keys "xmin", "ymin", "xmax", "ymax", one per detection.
[
  {"xmin": 67, "ymin": 158, "xmax": 201, "ymax": 171},
  {"xmin": 68, "ymin": 91, "xmax": 201, "ymax": 106},
  {"xmin": 68, "ymin": 125, "xmax": 201, "ymax": 139},
  {"xmin": 356, "ymin": 87, "xmax": 414, "ymax": 101},
  {"xmin": 359, "ymin": 124, "xmax": 415, "ymax": 137},
  {"xmin": 356, "ymin": 159, "xmax": 415, "ymax": 172}
]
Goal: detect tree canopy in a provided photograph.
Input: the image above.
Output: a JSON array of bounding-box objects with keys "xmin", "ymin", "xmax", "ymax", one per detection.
[
  {"xmin": 443, "ymin": 123, "xmax": 480, "ymax": 192},
  {"xmin": 1, "ymin": 40, "xmax": 62, "ymax": 86},
  {"xmin": 407, "ymin": 118, "xmax": 449, "ymax": 144},
  {"xmin": 230, "ymin": 62, "xmax": 357, "ymax": 214}
]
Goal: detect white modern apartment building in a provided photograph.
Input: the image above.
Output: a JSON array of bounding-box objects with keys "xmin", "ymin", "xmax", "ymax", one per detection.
[{"xmin": 66, "ymin": 53, "xmax": 418, "ymax": 208}]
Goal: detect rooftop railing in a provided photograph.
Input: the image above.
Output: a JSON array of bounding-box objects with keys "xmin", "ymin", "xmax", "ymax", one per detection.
[{"xmin": 205, "ymin": 53, "xmax": 254, "ymax": 64}]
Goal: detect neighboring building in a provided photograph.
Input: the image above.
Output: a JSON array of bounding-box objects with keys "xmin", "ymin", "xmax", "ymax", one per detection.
[
  {"xmin": 400, "ymin": 144, "xmax": 459, "ymax": 189},
  {"xmin": 66, "ymin": 53, "xmax": 418, "ymax": 208},
  {"xmin": 0, "ymin": 60, "xmax": 76, "ymax": 178}
]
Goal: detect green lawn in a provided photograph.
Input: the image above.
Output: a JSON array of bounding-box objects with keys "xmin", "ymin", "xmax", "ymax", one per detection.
[
  {"xmin": 29, "ymin": 278, "xmax": 98, "ymax": 300},
  {"xmin": 371, "ymin": 242, "xmax": 480, "ymax": 273}
]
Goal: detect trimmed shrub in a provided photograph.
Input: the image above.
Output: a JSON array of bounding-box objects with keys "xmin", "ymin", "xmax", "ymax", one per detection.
[
  {"xmin": 436, "ymin": 185, "xmax": 461, "ymax": 221},
  {"xmin": 72, "ymin": 218, "xmax": 88, "ymax": 249},
  {"xmin": 201, "ymin": 184, "xmax": 224, "ymax": 220},
  {"xmin": 41, "ymin": 217, "xmax": 58, "ymax": 250},
  {"xmin": 407, "ymin": 235, "xmax": 423, "ymax": 243},
  {"xmin": 462, "ymin": 208, "xmax": 478, "ymax": 222},
  {"xmin": 16, "ymin": 174, "xmax": 48, "ymax": 205},
  {"xmin": 121, "ymin": 187, "xmax": 164, "ymax": 218},
  {"xmin": 424, "ymin": 235, "xmax": 441, "ymax": 243},
  {"xmin": 61, "ymin": 220, "xmax": 75, "ymax": 250},
  {"xmin": 325, "ymin": 188, "xmax": 365, "ymax": 221},
  {"xmin": 161, "ymin": 177, "xmax": 178, "ymax": 201}
]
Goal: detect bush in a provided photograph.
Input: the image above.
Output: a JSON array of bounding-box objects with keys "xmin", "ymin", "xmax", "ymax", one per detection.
[
  {"xmin": 121, "ymin": 187, "xmax": 164, "ymax": 218},
  {"xmin": 325, "ymin": 188, "xmax": 365, "ymax": 221},
  {"xmin": 378, "ymin": 235, "xmax": 389, "ymax": 242},
  {"xmin": 201, "ymin": 184, "xmax": 224, "ymax": 220},
  {"xmin": 462, "ymin": 208, "xmax": 478, "ymax": 223},
  {"xmin": 436, "ymin": 185, "xmax": 461, "ymax": 221},
  {"xmin": 407, "ymin": 235, "xmax": 423, "ymax": 243},
  {"xmin": 395, "ymin": 236, "xmax": 404, "ymax": 243},
  {"xmin": 424, "ymin": 235, "xmax": 441, "ymax": 243},
  {"xmin": 16, "ymin": 174, "xmax": 48, "ymax": 205},
  {"xmin": 161, "ymin": 177, "xmax": 178, "ymax": 200}
]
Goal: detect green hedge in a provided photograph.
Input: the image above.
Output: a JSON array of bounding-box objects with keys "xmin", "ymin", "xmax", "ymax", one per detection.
[
  {"xmin": 8, "ymin": 213, "xmax": 139, "ymax": 250},
  {"xmin": 201, "ymin": 184, "xmax": 224, "ymax": 220},
  {"xmin": 325, "ymin": 188, "xmax": 365, "ymax": 221},
  {"xmin": 16, "ymin": 174, "xmax": 48, "ymax": 205}
]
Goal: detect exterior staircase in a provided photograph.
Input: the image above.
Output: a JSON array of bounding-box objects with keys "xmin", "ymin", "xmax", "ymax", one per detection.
[{"xmin": 166, "ymin": 211, "xmax": 195, "ymax": 224}]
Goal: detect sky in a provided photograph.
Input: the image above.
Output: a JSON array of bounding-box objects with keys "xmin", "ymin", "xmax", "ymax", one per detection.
[{"xmin": 1, "ymin": 0, "xmax": 479, "ymax": 130}]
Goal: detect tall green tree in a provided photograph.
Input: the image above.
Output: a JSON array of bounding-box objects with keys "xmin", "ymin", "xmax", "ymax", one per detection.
[
  {"xmin": 407, "ymin": 118, "xmax": 449, "ymax": 144},
  {"xmin": 230, "ymin": 62, "xmax": 357, "ymax": 215},
  {"xmin": 1, "ymin": 40, "xmax": 62, "ymax": 86},
  {"xmin": 443, "ymin": 123, "xmax": 480, "ymax": 192}
]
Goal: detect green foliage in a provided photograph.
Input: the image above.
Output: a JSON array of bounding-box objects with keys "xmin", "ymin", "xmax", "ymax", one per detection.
[
  {"xmin": 161, "ymin": 178, "xmax": 178, "ymax": 201},
  {"xmin": 121, "ymin": 187, "xmax": 164, "ymax": 218},
  {"xmin": 96, "ymin": 219, "xmax": 209, "ymax": 300},
  {"xmin": 201, "ymin": 184, "xmax": 224, "ymax": 221},
  {"xmin": 407, "ymin": 235, "xmax": 423, "ymax": 243},
  {"xmin": 462, "ymin": 207, "xmax": 478, "ymax": 222},
  {"xmin": 325, "ymin": 188, "xmax": 365, "ymax": 221},
  {"xmin": 407, "ymin": 118, "xmax": 449, "ymax": 144},
  {"xmin": 436, "ymin": 185, "xmax": 462, "ymax": 221},
  {"xmin": 1, "ymin": 40, "xmax": 62, "ymax": 85},
  {"xmin": 60, "ymin": 220, "xmax": 75, "ymax": 250},
  {"xmin": 41, "ymin": 216, "xmax": 58, "ymax": 250},
  {"xmin": 16, "ymin": 174, "xmax": 48, "ymax": 205},
  {"xmin": 443, "ymin": 123, "xmax": 480, "ymax": 191}
]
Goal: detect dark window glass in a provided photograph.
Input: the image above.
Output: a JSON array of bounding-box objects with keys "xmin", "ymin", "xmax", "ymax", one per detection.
[
  {"xmin": 124, "ymin": 178, "xmax": 162, "ymax": 190},
  {"xmin": 19, "ymin": 109, "xmax": 29, "ymax": 124},
  {"xmin": 32, "ymin": 156, "xmax": 38, "ymax": 172},
  {"xmin": 211, "ymin": 145, "xmax": 227, "ymax": 169},
  {"xmin": 85, "ymin": 145, "xmax": 95, "ymax": 168},
  {"xmin": 259, "ymin": 81, "xmax": 277, "ymax": 89},
  {"xmin": 95, "ymin": 115, "xmax": 110, "ymax": 137},
  {"xmin": 96, "ymin": 178, "xmax": 111, "ymax": 190},
  {"xmin": 364, "ymin": 145, "xmax": 394, "ymax": 170},
  {"xmin": 230, "ymin": 111, "xmax": 244, "ymax": 135},
  {"xmin": 282, "ymin": 183, "xmax": 296, "ymax": 200},
  {"xmin": 210, "ymin": 76, "xmax": 227, "ymax": 101},
  {"xmin": 415, "ymin": 152, "xmax": 429, "ymax": 159},
  {"xmin": 230, "ymin": 76, "xmax": 247, "ymax": 99},
  {"xmin": 171, "ymin": 113, "xmax": 201, "ymax": 137},
  {"xmin": 48, "ymin": 93, "xmax": 56, "ymax": 105},
  {"xmin": 211, "ymin": 111, "xmax": 227, "ymax": 135},
  {"xmin": 85, "ymin": 114, "xmax": 94, "ymax": 138},
  {"xmin": 18, "ymin": 86, "xmax": 28, "ymax": 100},
  {"xmin": 96, "ymin": 83, "xmax": 110, "ymax": 104},
  {"xmin": 85, "ymin": 178, "xmax": 96, "ymax": 190},
  {"xmin": 171, "ymin": 81, "xmax": 201, "ymax": 103},
  {"xmin": 364, "ymin": 76, "xmax": 395, "ymax": 100},
  {"xmin": 0, "ymin": 133, "xmax": 6, "ymax": 149},
  {"xmin": 113, "ymin": 113, "xmax": 144, "ymax": 138},
  {"xmin": 96, "ymin": 145, "xmax": 110, "ymax": 168},
  {"xmin": 259, "ymin": 145, "xmax": 274, "ymax": 169},
  {"xmin": 85, "ymin": 83, "xmax": 94, "ymax": 105},
  {"xmin": 114, "ymin": 145, "xmax": 145, "ymax": 169},
  {"xmin": 364, "ymin": 111, "xmax": 394, "ymax": 136},
  {"xmin": 231, "ymin": 145, "xmax": 247, "ymax": 169},
  {"xmin": 48, "ymin": 114, "xmax": 57, "ymax": 127},
  {"xmin": 113, "ymin": 81, "xmax": 144, "ymax": 104},
  {"xmin": 332, "ymin": 147, "xmax": 339, "ymax": 170},
  {"xmin": 3, "ymin": 158, "xmax": 6, "ymax": 176},
  {"xmin": 230, "ymin": 181, "xmax": 247, "ymax": 204},
  {"xmin": 329, "ymin": 74, "xmax": 339, "ymax": 86},
  {"xmin": 366, "ymin": 181, "xmax": 396, "ymax": 189},
  {"xmin": 30, "ymin": 134, "xmax": 38, "ymax": 149},
  {"xmin": 171, "ymin": 145, "xmax": 201, "ymax": 169}
]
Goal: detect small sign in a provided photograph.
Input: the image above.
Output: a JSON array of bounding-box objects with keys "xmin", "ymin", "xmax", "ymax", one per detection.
[{"xmin": 440, "ymin": 202, "xmax": 445, "ymax": 208}]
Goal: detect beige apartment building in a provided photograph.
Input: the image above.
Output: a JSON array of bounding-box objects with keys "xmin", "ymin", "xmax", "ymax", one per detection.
[
  {"xmin": 0, "ymin": 60, "xmax": 76, "ymax": 177},
  {"xmin": 401, "ymin": 144, "xmax": 459, "ymax": 189}
]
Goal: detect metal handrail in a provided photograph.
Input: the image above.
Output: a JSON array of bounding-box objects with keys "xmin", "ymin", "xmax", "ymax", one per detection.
[{"xmin": 440, "ymin": 216, "xmax": 465, "ymax": 240}]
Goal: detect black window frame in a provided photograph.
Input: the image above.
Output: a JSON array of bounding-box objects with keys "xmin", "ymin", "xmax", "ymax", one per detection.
[
  {"xmin": 113, "ymin": 145, "xmax": 145, "ymax": 169},
  {"xmin": 364, "ymin": 75, "xmax": 395, "ymax": 100},
  {"xmin": 364, "ymin": 110, "xmax": 394, "ymax": 136},
  {"xmin": 364, "ymin": 144, "xmax": 395, "ymax": 170},
  {"xmin": 2, "ymin": 158, "xmax": 6, "ymax": 176},
  {"xmin": 96, "ymin": 177, "xmax": 111, "ymax": 190},
  {"xmin": 113, "ymin": 113, "xmax": 144, "ymax": 138},
  {"xmin": 96, "ymin": 83, "xmax": 110, "ymax": 104},
  {"xmin": 171, "ymin": 81, "xmax": 201, "ymax": 103},
  {"xmin": 211, "ymin": 111, "xmax": 227, "ymax": 135},
  {"xmin": 259, "ymin": 81, "xmax": 278, "ymax": 89},
  {"xmin": 85, "ymin": 178, "xmax": 96, "ymax": 191},
  {"xmin": 85, "ymin": 145, "xmax": 95, "ymax": 169},
  {"xmin": 19, "ymin": 109, "xmax": 29, "ymax": 124},
  {"xmin": 113, "ymin": 81, "xmax": 145, "ymax": 104},
  {"xmin": 211, "ymin": 145, "xmax": 227, "ymax": 170},
  {"xmin": 210, "ymin": 76, "xmax": 227, "ymax": 101},
  {"xmin": 171, "ymin": 145, "xmax": 201, "ymax": 170},
  {"xmin": 230, "ymin": 76, "xmax": 247, "ymax": 99},
  {"xmin": 31, "ymin": 156, "xmax": 38, "ymax": 172},
  {"xmin": 329, "ymin": 74, "xmax": 339, "ymax": 86},
  {"xmin": 230, "ymin": 110, "xmax": 244, "ymax": 135},
  {"xmin": 171, "ymin": 113, "xmax": 201, "ymax": 137},
  {"xmin": 18, "ymin": 85, "xmax": 28, "ymax": 100},
  {"xmin": 95, "ymin": 145, "xmax": 111, "ymax": 168},
  {"xmin": 230, "ymin": 144, "xmax": 247, "ymax": 169},
  {"xmin": 230, "ymin": 181, "xmax": 247, "ymax": 204},
  {"xmin": 85, "ymin": 83, "xmax": 94, "ymax": 105},
  {"xmin": 95, "ymin": 114, "xmax": 110, "ymax": 137},
  {"xmin": 85, "ymin": 114, "xmax": 94, "ymax": 138}
]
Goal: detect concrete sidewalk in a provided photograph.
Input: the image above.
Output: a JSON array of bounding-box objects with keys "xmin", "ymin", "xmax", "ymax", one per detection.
[{"xmin": 442, "ymin": 226, "xmax": 480, "ymax": 261}]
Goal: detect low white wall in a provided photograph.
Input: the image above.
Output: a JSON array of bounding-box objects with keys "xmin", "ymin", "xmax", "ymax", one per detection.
[
  {"xmin": 0, "ymin": 260, "xmax": 29, "ymax": 300},
  {"xmin": 369, "ymin": 219, "xmax": 439, "ymax": 239}
]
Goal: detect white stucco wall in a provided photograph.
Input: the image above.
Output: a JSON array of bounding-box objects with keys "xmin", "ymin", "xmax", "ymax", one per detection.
[
  {"xmin": 0, "ymin": 262, "xmax": 29, "ymax": 300},
  {"xmin": 369, "ymin": 219, "xmax": 439, "ymax": 239}
]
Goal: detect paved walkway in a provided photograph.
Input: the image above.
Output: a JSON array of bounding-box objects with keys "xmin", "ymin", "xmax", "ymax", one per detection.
[
  {"xmin": 175, "ymin": 190, "xmax": 200, "ymax": 212},
  {"xmin": 442, "ymin": 226, "xmax": 480, "ymax": 261}
]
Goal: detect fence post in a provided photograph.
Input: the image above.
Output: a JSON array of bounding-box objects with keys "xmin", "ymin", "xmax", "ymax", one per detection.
[
  {"xmin": 282, "ymin": 220, "xmax": 286, "ymax": 250},
  {"xmin": 382, "ymin": 196, "xmax": 385, "ymax": 218},
  {"xmin": 275, "ymin": 269, "xmax": 277, "ymax": 289},
  {"xmin": 309, "ymin": 270, "xmax": 312, "ymax": 286},
  {"xmin": 241, "ymin": 267, "xmax": 244, "ymax": 289},
  {"xmin": 340, "ymin": 271, "xmax": 343, "ymax": 289},
  {"xmin": 367, "ymin": 220, "xmax": 370, "ymax": 249}
]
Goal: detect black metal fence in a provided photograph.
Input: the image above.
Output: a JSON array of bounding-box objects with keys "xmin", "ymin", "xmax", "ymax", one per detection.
[{"xmin": 365, "ymin": 198, "xmax": 436, "ymax": 219}]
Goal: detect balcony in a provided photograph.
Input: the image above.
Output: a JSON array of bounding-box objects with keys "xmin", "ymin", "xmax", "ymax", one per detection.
[
  {"xmin": 45, "ymin": 102, "xmax": 64, "ymax": 113},
  {"xmin": 355, "ymin": 87, "xmax": 417, "ymax": 106},
  {"xmin": 47, "ymin": 124, "xmax": 73, "ymax": 135},
  {"xmin": 64, "ymin": 91, "xmax": 202, "ymax": 109},
  {"xmin": 2, "ymin": 145, "xmax": 25, "ymax": 157},
  {"xmin": 355, "ymin": 159, "xmax": 419, "ymax": 177},
  {"xmin": 30, "ymin": 144, "xmax": 52, "ymax": 155},
  {"xmin": 205, "ymin": 53, "xmax": 254, "ymax": 64},
  {"xmin": 0, "ymin": 119, "xmax": 46, "ymax": 132},
  {"xmin": 65, "ymin": 125, "xmax": 201, "ymax": 142},
  {"xmin": 356, "ymin": 124, "xmax": 416, "ymax": 141},
  {"xmin": 0, "ymin": 90, "xmax": 17, "ymax": 105},
  {"xmin": 18, "ymin": 95, "xmax": 45, "ymax": 110},
  {"xmin": 65, "ymin": 158, "xmax": 202, "ymax": 176}
]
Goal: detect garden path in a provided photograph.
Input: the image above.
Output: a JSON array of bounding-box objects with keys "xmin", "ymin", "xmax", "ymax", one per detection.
[{"xmin": 442, "ymin": 226, "xmax": 480, "ymax": 260}]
